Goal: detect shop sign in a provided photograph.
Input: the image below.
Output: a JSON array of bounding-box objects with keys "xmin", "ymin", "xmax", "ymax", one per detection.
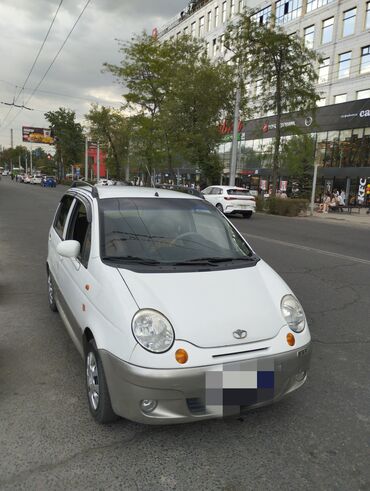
[{"xmin": 357, "ymin": 178, "xmax": 367, "ymax": 204}]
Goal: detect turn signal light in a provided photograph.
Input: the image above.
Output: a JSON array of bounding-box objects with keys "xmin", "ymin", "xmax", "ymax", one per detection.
[
  {"xmin": 287, "ymin": 333, "xmax": 296, "ymax": 346},
  {"xmin": 175, "ymin": 349, "xmax": 188, "ymax": 364}
]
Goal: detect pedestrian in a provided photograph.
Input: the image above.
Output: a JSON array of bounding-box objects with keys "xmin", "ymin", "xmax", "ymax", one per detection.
[{"xmin": 11, "ymin": 172, "xmax": 14, "ymax": 181}]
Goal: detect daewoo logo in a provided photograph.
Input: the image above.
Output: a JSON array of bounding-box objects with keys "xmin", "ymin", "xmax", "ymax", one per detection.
[{"xmin": 233, "ymin": 329, "xmax": 248, "ymax": 340}]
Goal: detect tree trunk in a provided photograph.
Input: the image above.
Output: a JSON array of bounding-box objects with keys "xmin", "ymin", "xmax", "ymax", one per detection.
[{"xmin": 271, "ymin": 70, "xmax": 282, "ymax": 197}]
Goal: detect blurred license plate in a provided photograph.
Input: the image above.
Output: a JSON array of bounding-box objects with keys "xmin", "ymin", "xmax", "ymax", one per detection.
[{"xmin": 205, "ymin": 361, "xmax": 275, "ymax": 408}]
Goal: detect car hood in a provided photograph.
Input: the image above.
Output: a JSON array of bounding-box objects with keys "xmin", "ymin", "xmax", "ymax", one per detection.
[{"xmin": 118, "ymin": 260, "xmax": 290, "ymax": 349}]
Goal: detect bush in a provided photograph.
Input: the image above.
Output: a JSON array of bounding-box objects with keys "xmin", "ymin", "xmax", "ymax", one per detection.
[{"xmin": 261, "ymin": 197, "xmax": 309, "ymax": 216}]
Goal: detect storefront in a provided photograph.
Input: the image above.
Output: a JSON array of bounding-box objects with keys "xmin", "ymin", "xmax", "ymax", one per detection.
[{"xmin": 219, "ymin": 98, "xmax": 370, "ymax": 204}]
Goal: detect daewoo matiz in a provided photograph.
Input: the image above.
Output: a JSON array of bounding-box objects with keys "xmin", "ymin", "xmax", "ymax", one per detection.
[{"xmin": 47, "ymin": 183, "xmax": 311, "ymax": 424}]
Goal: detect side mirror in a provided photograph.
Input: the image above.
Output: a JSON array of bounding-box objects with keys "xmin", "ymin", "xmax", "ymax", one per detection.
[{"xmin": 56, "ymin": 240, "xmax": 80, "ymax": 258}]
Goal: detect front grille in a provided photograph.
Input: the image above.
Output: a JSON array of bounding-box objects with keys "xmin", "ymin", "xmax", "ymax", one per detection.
[
  {"xmin": 212, "ymin": 347, "xmax": 268, "ymax": 359},
  {"xmin": 187, "ymin": 398, "xmax": 206, "ymax": 415}
]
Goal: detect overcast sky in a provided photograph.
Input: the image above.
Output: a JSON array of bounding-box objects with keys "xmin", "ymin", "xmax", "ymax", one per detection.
[{"xmin": 0, "ymin": 0, "xmax": 186, "ymax": 148}]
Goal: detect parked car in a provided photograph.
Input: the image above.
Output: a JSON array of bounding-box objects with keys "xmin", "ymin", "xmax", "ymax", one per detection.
[
  {"xmin": 202, "ymin": 186, "xmax": 256, "ymax": 218},
  {"xmin": 23, "ymin": 174, "xmax": 32, "ymax": 184},
  {"xmin": 30, "ymin": 175, "xmax": 43, "ymax": 185},
  {"xmin": 41, "ymin": 176, "xmax": 57, "ymax": 187},
  {"xmin": 2, "ymin": 170, "xmax": 9, "ymax": 176},
  {"xmin": 47, "ymin": 184, "xmax": 311, "ymax": 425}
]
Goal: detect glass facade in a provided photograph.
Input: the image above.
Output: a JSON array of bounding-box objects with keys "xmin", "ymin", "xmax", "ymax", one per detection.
[
  {"xmin": 306, "ymin": 0, "xmax": 334, "ymax": 13},
  {"xmin": 276, "ymin": 0, "xmax": 302, "ymax": 25},
  {"xmin": 318, "ymin": 58, "xmax": 330, "ymax": 83},
  {"xmin": 251, "ymin": 6, "xmax": 272, "ymax": 25}
]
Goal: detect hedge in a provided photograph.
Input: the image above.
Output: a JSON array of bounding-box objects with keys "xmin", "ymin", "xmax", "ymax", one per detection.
[{"xmin": 258, "ymin": 197, "xmax": 309, "ymax": 217}]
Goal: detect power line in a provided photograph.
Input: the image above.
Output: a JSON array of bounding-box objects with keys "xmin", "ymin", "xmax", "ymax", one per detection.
[
  {"xmin": 3, "ymin": 0, "xmax": 92, "ymax": 131},
  {"xmin": 0, "ymin": 0, "xmax": 64, "ymax": 128}
]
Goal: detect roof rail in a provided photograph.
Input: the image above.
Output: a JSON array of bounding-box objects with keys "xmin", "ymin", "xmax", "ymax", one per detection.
[{"xmin": 71, "ymin": 180, "xmax": 99, "ymax": 198}]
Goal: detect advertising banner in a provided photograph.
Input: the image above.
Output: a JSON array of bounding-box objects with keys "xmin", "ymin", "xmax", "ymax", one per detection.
[
  {"xmin": 260, "ymin": 179, "xmax": 267, "ymax": 191},
  {"xmin": 280, "ymin": 180, "xmax": 288, "ymax": 192},
  {"xmin": 22, "ymin": 127, "xmax": 55, "ymax": 145}
]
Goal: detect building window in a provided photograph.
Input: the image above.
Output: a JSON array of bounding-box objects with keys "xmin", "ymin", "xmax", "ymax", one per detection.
[
  {"xmin": 318, "ymin": 58, "xmax": 330, "ymax": 83},
  {"xmin": 342, "ymin": 8, "xmax": 356, "ymax": 37},
  {"xmin": 212, "ymin": 38, "xmax": 219, "ymax": 57},
  {"xmin": 222, "ymin": 2, "xmax": 227, "ymax": 23},
  {"xmin": 220, "ymin": 34, "xmax": 226, "ymax": 53},
  {"xmin": 191, "ymin": 22, "xmax": 196, "ymax": 37},
  {"xmin": 357, "ymin": 89, "xmax": 370, "ymax": 99},
  {"xmin": 317, "ymin": 96, "xmax": 326, "ymax": 107},
  {"xmin": 184, "ymin": 26, "xmax": 188, "ymax": 35},
  {"xmin": 176, "ymin": 31, "xmax": 181, "ymax": 37},
  {"xmin": 207, "ymin": 11, "xmax": 212, "ymax": 31},
  {"xmin": 306, "ymin": 0, "xmax": 334, "ymax": 14},
  {"xmin": 304, "ymin": 25, "xmax": 315, "ymax": 48},
  {"xmin": 321, "ymin": 17, "xmax": 334, "ymax": 44},
  {"xmin": 238, "ymin": 0, "xmax": 245, "ymax": 13},
  {"xmin": 215, "ymin": 6, "xmax": 219, "ymax": 27},
  {"xmin": 251, "ymin": 6, "xmax": 272, "ymax": 25},
  {"xmin": 360, "ymin": 46, "xmax": 370, "ymax": 74},
  {"xmin": 206, "ymin": 42, "xmax": 210, "ymax": 56},
  {"xmin": 334, "ymin": 94, "xmax": 347, "ymax": 104},
  {"xmin": 338, "ymin": 52, "xmax": 351, "ymax": 79},
  {"xmin": 199, "ymin": 16, "xmax": 205, "ymax": 37},
  {"xmin": 230, "ymin": 0, "xmax": 235, "ymax": 16},
  {"xmin": 366, "ymin": 2, "xmax": 370, "ymax": 29},
  {"xmin": 276, "ymin": 0, "xmax": 302, "ymax": 25}
]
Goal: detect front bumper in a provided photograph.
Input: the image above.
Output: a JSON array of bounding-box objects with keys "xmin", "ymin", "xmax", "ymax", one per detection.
[{"xmin": 100, "ymin": 343, "xmax": 311, "ymax": 425}]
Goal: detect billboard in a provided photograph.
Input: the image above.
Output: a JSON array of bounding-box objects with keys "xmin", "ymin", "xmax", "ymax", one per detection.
[{"xmin": 22, "ymin": 127, "xmax": 55, "ymax": 145}]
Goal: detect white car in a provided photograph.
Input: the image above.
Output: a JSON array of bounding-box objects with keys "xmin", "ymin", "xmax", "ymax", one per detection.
[
  {"xmin": 2, "ymin": 170, "xmax": 9, "ymax": 176},
  {"xmin": 23, "ymin": 174, "xmax": 32, "ymax": 184},
  {"xmin": 47, "ymin": 184, "xmax": 311, "ymax": 425},
  {"xmin": 202, "ymin": 186, "xmax": 256, "ymax": 218},
  {"xmin": 30, "ymin": 175, "xmax": 43, "ymax": 185}
]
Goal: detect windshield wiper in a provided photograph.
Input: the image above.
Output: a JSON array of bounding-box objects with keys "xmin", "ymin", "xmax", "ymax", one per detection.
[
  {"xmin": 102, "ymin": 255, "xmax": 161, "ymax": 265},
  {"xmin": 171, "ymin": 256, "xmax": 256, "ymax": 266}
]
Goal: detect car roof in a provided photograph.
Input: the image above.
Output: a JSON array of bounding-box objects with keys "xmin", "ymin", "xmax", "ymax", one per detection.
[
  {"xmin": 71, "ymin": 185, "xmax": 201, "ymax": 201},
  {"xmin": 207, "ymin": 185, "xmax": 247, "ymax": 190}
]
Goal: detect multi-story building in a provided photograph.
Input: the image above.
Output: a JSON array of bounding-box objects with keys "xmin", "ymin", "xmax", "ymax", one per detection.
[{"xmin": 156, "ymin": 0, "xmax": 370, "ymax": 201}]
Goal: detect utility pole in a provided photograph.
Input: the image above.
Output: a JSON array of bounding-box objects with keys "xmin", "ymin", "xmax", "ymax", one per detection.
[
  {"xmin": 85, "ymin": 136, "xmax": 88, "ymax": 181},
  {"xmin": 97, "ymin": 141, "xmax": 100, "ymax": 183},
  {"xmin": 30, "ymin": 146, "xmax": 33, "ymax": 175},
  {"xmin": 310, "ymin": 135, "xmax": 319, "ymax": 216},
  {"xmin": 10, "ymin": 129, "xmax": 13, "ymax": 148}
]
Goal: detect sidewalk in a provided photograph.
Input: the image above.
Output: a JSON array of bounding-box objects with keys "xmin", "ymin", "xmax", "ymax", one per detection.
[{"xmin": 310, "ymin": 208, "xmax": 370, "ymax": 226}]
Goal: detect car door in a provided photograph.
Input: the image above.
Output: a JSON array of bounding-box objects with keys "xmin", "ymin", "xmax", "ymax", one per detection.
[{"xmin": 57, "ymin": 198, "xmax": 94, "ymax": 354}]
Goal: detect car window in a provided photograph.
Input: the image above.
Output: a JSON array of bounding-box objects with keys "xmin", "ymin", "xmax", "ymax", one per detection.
[
  {"xmin": 227, "ymin": 189, "xmax": 252, "ymax": 196},
  {"xmin": 66, "ymin": 200, "xmax": 91, "ymax": 268},
  {"xmin": 202, "ymin": 187, "xmax": 211, "ymax": 195},
  {"xmin": 54, "ymin": 195, "xmax": 74, "ymax": 238},
  {"xmin": 210, "ymin": 188, "xmax": 221, "ymax": 195}
]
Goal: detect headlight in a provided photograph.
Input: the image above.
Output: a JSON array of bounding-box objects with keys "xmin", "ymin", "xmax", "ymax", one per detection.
[
  {"xmin": 132, "ymin": 309, "xmax": 174, "ymax": 353},
  {"xmin": 281, "ymin": 295, "xmax": 306, "ymax": 333}
]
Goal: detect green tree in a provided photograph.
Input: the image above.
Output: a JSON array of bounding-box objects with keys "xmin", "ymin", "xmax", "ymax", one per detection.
[
  {"xmin": 104, "ymin": 33, "xmax": 235, "ymax": 183},
  {"xmin": 226, "ymin": 12, "xmax": 321, "ymax": 195},
  {"xmin": 280, "ymin": 134, "xmax": 316, "ymax": 195},
  {"xmin": 44, "ymin": 108, "xmax": 84, "ymax": 177},
  {"xmin": 85, "ymin": 104, "xmax": 130, "ymax": 179}
]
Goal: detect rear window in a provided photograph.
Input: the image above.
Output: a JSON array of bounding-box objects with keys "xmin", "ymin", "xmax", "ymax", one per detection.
[{"xmin": 227, "ymin": 189, "xmax": 252, "ymax": 196}]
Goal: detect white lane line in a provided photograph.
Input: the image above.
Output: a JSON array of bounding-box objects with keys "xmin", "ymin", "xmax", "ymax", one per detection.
[{"xmin": 243, "ymin": 233, "xmax": 370, "ymax": 266}]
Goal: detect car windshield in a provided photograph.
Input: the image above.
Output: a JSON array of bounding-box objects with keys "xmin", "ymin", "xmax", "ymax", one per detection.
[{"xmin": 99, "ymin": 197, "xmax": 255, "ymax": 268}]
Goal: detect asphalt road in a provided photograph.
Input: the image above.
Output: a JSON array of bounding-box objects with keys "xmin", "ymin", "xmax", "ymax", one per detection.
[{"xmin": 0, "ymin": 177, "xmax": 369, "ymax": 490}]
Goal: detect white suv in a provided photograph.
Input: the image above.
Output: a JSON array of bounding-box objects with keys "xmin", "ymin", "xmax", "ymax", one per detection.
[
  {"xmin": 46, "ymin": 183, "xmax": 311, "ymax": 424},
  {"xmin": 202, "ymin": 186, "xmax": 256, "ymax": 218}
]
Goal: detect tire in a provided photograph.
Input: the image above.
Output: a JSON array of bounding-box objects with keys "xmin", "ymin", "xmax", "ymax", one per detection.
[
  {"xmin": 243, "ymin": 211, "xmax": 253, "ymax": 219},
  {"xmin": 85, "ymin": 340, "xmax": 118, "ymax": 424},
  {"xmin": 47, "ymin": 272, "xmax": 58, "ymax": 312},
  {"xmin": 216, "ymin": 203, "xmax": 224, "ymax": 213}
]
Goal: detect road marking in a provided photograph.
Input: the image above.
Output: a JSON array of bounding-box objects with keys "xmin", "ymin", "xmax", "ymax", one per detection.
[{"xmin": 244, "ymin": 233, "xmax": 370, "ymax": 266}]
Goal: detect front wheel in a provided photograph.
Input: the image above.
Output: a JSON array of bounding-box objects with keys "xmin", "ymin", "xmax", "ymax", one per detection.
[
  {"xmin": 216, "ymin": 203, "xmax": 224, "ymax": 213},
  {"xmin": 85, "ymin": 340, "xmax": 118, "ymax": 424},
  {"xmin": 243, "ymin": 211, "xmax": 253, "ymax": 219}
]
